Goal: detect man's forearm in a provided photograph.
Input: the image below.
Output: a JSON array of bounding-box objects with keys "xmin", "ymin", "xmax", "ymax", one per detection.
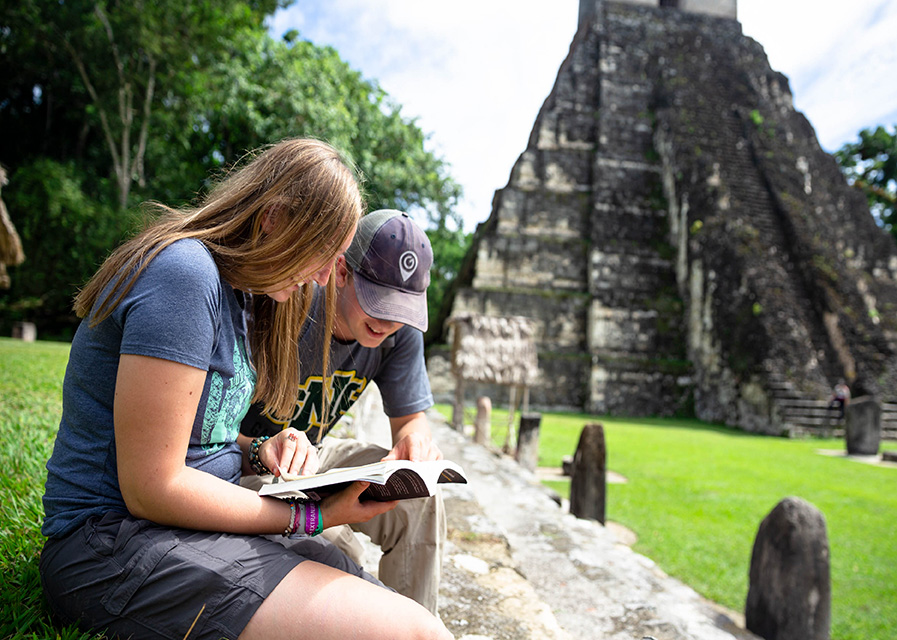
[{"xmin": 390, "ymin": 412, "xmax": 431, "ymax": 446}]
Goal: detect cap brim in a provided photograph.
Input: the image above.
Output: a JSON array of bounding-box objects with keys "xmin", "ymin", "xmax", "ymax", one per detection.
[{"xmin": 353, "ymin": 272, "xmax": 428, "ymax": 333}]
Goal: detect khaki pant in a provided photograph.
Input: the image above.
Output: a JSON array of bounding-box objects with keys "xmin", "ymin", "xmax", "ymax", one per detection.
[{"xmin": 244, "ymin": 437, "xmax": 446, "ymax": 614}]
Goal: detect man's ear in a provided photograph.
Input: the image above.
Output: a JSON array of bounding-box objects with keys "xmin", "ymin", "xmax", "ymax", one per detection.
[
  {"xmin": 261, "ymin": 208, "xmax": 279, "ymax": 235},
  {"xmin": 334, "ymin": 255, "xmax": 350, "ymax": 287}
]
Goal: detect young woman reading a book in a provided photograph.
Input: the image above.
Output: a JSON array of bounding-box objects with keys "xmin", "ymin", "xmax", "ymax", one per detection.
[{"xmin": 38, "ymin": 138, "xmax": 453, "ymax": 640}]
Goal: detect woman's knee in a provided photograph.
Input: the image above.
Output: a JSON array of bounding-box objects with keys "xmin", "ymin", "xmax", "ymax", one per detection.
[{"xmin": 241, "ymin": 560, "xmax": 451, "ymax": 640}]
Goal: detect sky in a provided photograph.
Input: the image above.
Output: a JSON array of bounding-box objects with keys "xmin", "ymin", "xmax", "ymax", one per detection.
[{"xmin": 267, "ymin": 0, "xmax": 897, "ymax": 232}]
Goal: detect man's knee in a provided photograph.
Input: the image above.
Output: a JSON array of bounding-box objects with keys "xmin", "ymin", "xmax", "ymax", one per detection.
[{"xmin": 321, "ymin": 524, "xmax": 366, "ymax": 565}]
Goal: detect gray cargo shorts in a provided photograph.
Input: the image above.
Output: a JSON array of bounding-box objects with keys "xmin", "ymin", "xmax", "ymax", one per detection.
[{"xmin": 39, "ymin": 511, "xmax": 387, "ymax": 640}]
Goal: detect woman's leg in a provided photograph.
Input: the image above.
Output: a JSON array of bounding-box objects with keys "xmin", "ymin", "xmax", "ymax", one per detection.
[{"xmin": 239, "ymin": 560, "xmax": 453, "ymax": 640}]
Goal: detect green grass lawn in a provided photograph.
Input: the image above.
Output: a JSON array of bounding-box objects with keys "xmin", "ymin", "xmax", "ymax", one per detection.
[
  {"xmin": 0, "ymin": 338, "xmax": 101, "ymax": 639},
  {"xmin": 435, "ymin": 404, "xmax": 897, "ymax": 640}
]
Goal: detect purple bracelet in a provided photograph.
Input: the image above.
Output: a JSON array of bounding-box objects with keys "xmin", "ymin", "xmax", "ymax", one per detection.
[{"xmin": 305, "ymin": 501, "xmax": 318, "ymax": 536}]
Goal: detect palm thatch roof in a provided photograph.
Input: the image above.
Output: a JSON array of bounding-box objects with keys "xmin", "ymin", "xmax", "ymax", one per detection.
[
  {"xmin": 0, "ymin": 166, "xmax": 25, "ymax": 289},
  {"xmin": 448, "ymin": 312, "xmax": 539, "ymax": 386}
]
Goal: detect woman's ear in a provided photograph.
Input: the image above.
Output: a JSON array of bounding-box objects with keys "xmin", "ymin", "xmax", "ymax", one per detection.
[
  {"xmin": 334, "ymin": 255, "xmax": 350, "ymax": 288},
  {"xmin": 261, "ymin": 208, "xmax": 279, "ymax": 235}
]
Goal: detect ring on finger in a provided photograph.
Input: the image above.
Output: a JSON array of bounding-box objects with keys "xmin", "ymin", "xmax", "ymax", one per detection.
[{"xmin": 287, "ymin": 433, "xmax": 298, "ymax": 442}]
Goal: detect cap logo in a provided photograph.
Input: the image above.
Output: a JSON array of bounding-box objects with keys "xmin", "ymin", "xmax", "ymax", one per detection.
[{"xmin": 399, "ymin": 250, "xmax": 419, "ymax": 282}]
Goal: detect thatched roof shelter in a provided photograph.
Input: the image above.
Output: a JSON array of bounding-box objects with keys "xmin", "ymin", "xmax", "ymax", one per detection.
[
  {"xmin": 446, "ymin": 313, "xmax": 540, "ymax": 444},
  {"xmin": 448, "ymin": 312, "xmax": 539, "ymax": 386},
  {"xmin": 0, "ymin": 166, "xmax": 25, "ymax": 289}
]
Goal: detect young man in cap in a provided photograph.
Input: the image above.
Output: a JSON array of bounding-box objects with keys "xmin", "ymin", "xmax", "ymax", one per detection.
[{"xmin": 240, "ymin": 209, "xmax": 445, "ymax": 614}]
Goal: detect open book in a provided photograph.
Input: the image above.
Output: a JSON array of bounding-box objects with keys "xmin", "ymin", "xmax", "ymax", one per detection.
[{"xmin": 258, "ymin": 459, "xmax": 468, "ymax": 502}]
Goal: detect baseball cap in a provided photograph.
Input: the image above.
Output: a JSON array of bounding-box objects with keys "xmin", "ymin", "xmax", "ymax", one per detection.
[{"xmin": 344, "ymin": 209, "xmax": 433, "ymax": 332}]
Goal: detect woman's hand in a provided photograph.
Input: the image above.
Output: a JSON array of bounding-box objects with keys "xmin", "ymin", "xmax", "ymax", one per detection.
[
  {"xmin": 320, "ymin": 482, "xmax": 398, "ymax": 529},
  {"xmin": 261, "ymin": 429, "xmax": 319, "ymax": 477}
]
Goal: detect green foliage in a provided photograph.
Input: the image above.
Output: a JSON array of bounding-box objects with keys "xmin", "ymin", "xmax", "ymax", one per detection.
[
  {"xmin": 1, "ymin": 3, "xmax": 464, "ymax": 340},
  {"xmin": 425, "ymin": 225, "xmax": 472, "ymax": 338},
  {"xmin": 835, "ymin": 124, "xmax": 897, "ymax": 238},
  {"xmin": 2, "ymin": 0, "xmax": 288, "ymax": 208},
  {"xmin": 812, "ymin": 253, "xmax": 839, "ymax": 284},
  {"xmin": 1, "ymin": 159, "xmax": 140, "ymax": 339},
  {"xmin": 153, "ymin": 28, "xmax": 462, "ymax": 225}
]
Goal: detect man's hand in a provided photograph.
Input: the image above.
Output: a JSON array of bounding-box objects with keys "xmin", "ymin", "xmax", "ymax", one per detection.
[
  {"xmin": 383, "ymin": 431, "xmax": 443, "ymax": 462},
  {"xmin": 384, "ymin": 411, "xmax": 443, "ymax": 462}
]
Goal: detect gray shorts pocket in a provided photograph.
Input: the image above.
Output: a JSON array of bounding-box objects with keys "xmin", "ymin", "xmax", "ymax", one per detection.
[{"xmin": 101, "ymin": 527, "xmax": 180, "ymax": 616}]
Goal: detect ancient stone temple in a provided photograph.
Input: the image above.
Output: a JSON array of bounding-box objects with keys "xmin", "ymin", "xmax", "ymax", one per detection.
[{"xmin": 435, "ymin": 0, "xmax": 897, "ymax": 434}]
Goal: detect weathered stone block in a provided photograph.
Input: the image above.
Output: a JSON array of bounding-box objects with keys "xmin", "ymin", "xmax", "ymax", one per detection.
[
  {"xmin": 12, "ymin": 321, "xmax": 36, "ymax": 342},
  {"xmin": 845, "ymin": 396, "xmax": 881, "ymax": 456},
  {"xmin": 561, "ymin": 454, "xmax": 574, "ymax": 476},
  {"xmin": 515, "ymin": 412, "xmax": 542, "ymax": 472},
  {"xmin": 746, "ymin": 497, "xmax": 831, "ymax": 640},
  {"xmin": 569, "ymin": 422, "xmax": 606, "ymax": 523}
]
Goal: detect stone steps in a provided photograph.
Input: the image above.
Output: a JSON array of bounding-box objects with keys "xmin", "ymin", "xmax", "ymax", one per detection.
[{"xmin": 766, "ymin": 374, "xmax": 897, "ymax": 439}]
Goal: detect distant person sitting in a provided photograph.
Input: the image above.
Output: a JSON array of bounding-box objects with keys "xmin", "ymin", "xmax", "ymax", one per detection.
[
  {"xmin": 241, "ymin": 209, "xmax": 445, "ymax": 614},
  {"xmin": 827, "ymin": 379, "xmax": 851, "ymax": 420}
]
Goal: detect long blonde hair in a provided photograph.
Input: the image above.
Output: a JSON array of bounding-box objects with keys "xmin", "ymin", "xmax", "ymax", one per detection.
[{"xmin": 74, "ymin": 138, "xmax": 363, "ymax": 418}]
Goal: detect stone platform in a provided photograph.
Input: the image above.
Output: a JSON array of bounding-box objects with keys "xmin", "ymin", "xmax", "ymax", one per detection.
[
  {"xmin": 430, "ymin": 413, "xmax": 759, "ymax": 640},
  {"xmin": 345, "ymin": 396, "xmax": 760, "ymax": 640}
]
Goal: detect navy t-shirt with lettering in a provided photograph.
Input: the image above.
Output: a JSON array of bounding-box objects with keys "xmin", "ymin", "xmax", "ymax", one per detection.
[
  {"xmin": 42, "ymin": 239, "xmax": 256, "ymax": 538},
  {"xmin": 240, "ymin": 285, "xmax": 433, "ymax": 444}
]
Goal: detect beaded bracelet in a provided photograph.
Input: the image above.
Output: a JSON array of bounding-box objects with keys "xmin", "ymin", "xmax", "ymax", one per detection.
[
  {"xmin": 282, "ymin": 498, "xmax": 306, "ymax": 536},
  {"xmin": 248, "ymin": 436, "xmax": 272, "ymax": 476},
  {"xmin": 283, "ymin": 499, "xmax": 298, "ymax": 536}
]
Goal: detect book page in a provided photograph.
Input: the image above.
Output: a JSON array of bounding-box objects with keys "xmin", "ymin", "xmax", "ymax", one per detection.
[{"xmin": 258, "ymin": 459, "xmax": 466, "ymax": 501}]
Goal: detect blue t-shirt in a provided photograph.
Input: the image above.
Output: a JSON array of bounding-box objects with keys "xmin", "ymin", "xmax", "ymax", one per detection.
[
  {"xmin": 42, "ymin": 239, "xmax": 256, "ymax": 538},
  {"xmin": 240, "ymin": 285, "xmax": 433, "ymax": 443}
]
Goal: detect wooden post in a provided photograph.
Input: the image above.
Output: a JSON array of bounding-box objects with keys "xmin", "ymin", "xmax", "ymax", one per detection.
[
  {"xmin": 515, "ymin": 412, "xmax": 541, "ymax": 472},
  {"xmin": 569, "ymin": 423, "xmax": 606, "ymax": 523},
  {"xmin": 452, "ymin": 375, "xmax": 465, "ymax": 431},
  {"xmin": 474, "ymin": 396, "xmax": 492, "ymax": 445},
  {"xmin": 503, "ymin": 385, "xmax": 518, "ymax": 453}
]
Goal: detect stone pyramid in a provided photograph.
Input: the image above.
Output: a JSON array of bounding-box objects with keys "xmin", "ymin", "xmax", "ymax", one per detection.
[{"xmin": 436, "ymin": 0, "xmax": 897, "ymax": 434}]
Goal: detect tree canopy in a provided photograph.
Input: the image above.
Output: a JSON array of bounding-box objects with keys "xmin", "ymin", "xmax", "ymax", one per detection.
[
  {"xmin": 0, "ymin": 1, "xmax": 467, "ymax": 340},
  {"xmin": 835, "ymin": 124, "xmax": 897, "ymax": 239}
]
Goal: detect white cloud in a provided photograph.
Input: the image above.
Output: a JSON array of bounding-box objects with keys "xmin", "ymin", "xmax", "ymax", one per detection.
[
  {"xmin": 739, "ymin": 0, "xmax": 897, "ymax": 150},
  {"xmin": 270, "ymin": 0, "xmax": 897, "ymax": 230}
]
